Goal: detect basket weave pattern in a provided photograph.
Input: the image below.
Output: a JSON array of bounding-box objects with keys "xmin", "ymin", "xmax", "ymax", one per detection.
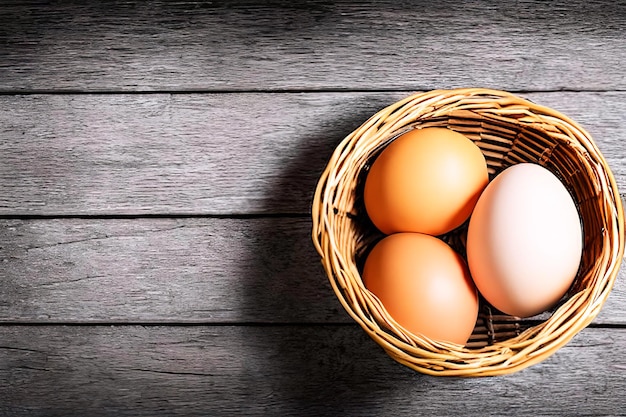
[{"xmin": 312, "ymin": 88, "xmax": 624, "ymax": 376}]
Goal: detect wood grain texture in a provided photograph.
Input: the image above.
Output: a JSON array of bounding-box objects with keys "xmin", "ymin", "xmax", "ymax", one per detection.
[
  {"xmin": 0, "ymin": 325, "xmax": 624, "ymax": 416},
  {"xmin": 0, "ymin": 217, "xmax": 341, "ymax": 324},
  {"xmin": 1, "ymin": 91, "xmax": 624, "ymax": 215},
  {"xmin": 1, "ymin": 217, "xmax": 624, "ymax": 325},
  {"xmin": 1, "ymin": 1, "xmax": 624, "ymax": 414},
  {"xmin": 1, "ymin": 0, "xmax": 625, "ymax": 92}
]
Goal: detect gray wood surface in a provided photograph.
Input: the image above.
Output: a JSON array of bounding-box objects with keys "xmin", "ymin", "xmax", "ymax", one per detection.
[
  {"xmin": 1, "ymin": 92, "xmax": 624, "ymax": 215},
  {"xmin": 1, "ymin": 325, "xmax": 625, "ymax": 417},
  {"xmin": 1, "ymin": 0, "xmax": 625, "ymax": 92},
  {"xmin": 1, "ymin": 0, "xmax": 625, "ymax": 415},
  {"xmin": 0, "ymin": 217, "xmax": 341, "ymax": 324},
  {"xmin": 1, "ymin": 217, "xmax": 625, "ymax": 326}
]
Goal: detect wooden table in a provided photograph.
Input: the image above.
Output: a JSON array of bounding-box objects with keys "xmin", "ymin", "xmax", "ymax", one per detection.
[{"xmin": 1, "ymin": 1, "xmax": 625, "ymax": 415}]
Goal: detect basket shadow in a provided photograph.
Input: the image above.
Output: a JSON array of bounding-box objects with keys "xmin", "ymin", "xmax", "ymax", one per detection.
[{"xmin": 240, "ymin": 93, "xmax": 433, "ymax": 413}]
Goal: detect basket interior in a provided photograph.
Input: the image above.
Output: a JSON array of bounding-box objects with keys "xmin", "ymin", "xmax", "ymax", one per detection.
[{"xmin": 349, "ymin": 109, "xmax": 605, "ymax": 348}]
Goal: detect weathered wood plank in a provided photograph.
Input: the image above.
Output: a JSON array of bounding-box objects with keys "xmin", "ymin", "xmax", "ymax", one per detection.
[
  {"xmin": 1, "ymin": 217, "xmax": 624, "ymax": 325},
  {"xmin": 0, "ymin": 1, "xmax": 625, "ymax": 92},
  {"xmin": 0, "ymin": 325, "xmax": 624, "ymax": 416},
  {"xmin": 1, "ymin": 92, "xmax": 624, "ymax": 215},
  {"xmin": 0, "ymin": 217, "xmax": 342, "ymax": 324}
]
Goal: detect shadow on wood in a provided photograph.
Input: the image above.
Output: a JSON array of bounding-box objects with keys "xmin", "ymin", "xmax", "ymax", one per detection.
[{"xmin": 239, "ymin": 94, "xmax": 426, "ymax": 411}]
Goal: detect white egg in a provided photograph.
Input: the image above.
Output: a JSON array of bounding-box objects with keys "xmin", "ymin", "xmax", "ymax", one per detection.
[{"xmin": 466, "ymin": 163, "xmax": 583, "ymax": 318}]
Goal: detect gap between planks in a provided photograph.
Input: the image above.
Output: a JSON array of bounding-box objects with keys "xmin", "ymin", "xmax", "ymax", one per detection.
[
  {"xmin": 2, "ymin": 88, "xmax": 626, "ymax": 95},
  {"xmin": 0, "ymin": 192, "xmax": 623, "ymax": 219},
  {"xmin": 0, "ymin": 322, "xmax": 623, "ymax": 329}
]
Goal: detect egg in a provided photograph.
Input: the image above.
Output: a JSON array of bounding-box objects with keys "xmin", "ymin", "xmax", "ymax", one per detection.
[
  {"xmin": 363, "ymin": 232, "xmax": 479, "ymax": 345},
  {"xmin": 466, "ymin": 163, "xmax": 583, "ymax": 318},
  {"xmin": 364, "ymin": 127, "xmax": 489, "ymax": 235}
]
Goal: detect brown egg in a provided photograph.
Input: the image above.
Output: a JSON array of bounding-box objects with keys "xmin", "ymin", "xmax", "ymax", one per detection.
[
  {"xmin": 363, "ymin": 233, "xmax": 479, "ymax": 345},
  {"xmin": 364, "ymin": 127, "xmax": 488, "ymax": 235}
]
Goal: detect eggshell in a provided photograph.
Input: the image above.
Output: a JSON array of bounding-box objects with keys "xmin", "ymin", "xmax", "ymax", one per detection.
[
  {"xmin": 466, "ymin": 163, "xmax": 583, "ymax": 318},
  {"xmin": 363, "ymin": 233, "xmax": 479, "ymax": 345},
  {"xmin": 364, "ymin": 127, "xmax": 489, "ymax": 235}
]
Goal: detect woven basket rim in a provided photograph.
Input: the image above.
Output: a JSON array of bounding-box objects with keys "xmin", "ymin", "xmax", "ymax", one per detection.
[{"xmin": 311, "ymin": 87, "xmax": 625, "ymax": 377}]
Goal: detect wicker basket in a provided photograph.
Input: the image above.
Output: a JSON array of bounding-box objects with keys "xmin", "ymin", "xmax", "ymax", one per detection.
[{"xmin": 311, "ymin": 88, "xmax": 625, "ymax": 376}]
